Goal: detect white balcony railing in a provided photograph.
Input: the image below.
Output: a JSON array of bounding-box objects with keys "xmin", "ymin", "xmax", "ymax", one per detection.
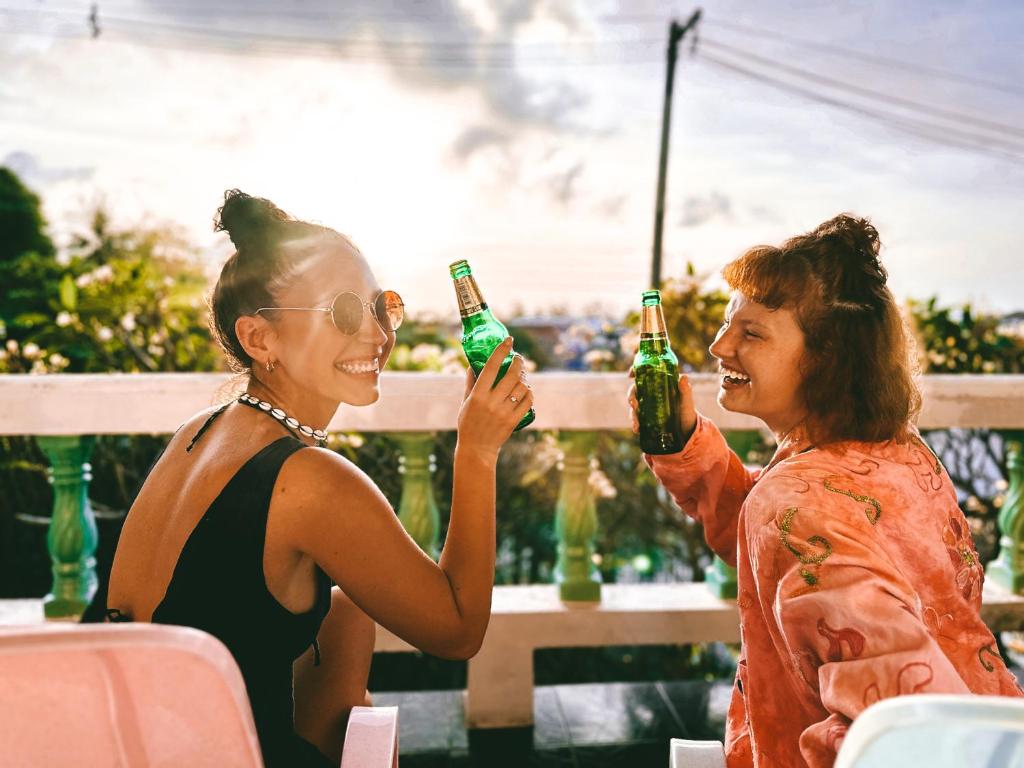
[{"xmin": 2, "ymin": 372, "xmax": 1024, "ymax": 728}]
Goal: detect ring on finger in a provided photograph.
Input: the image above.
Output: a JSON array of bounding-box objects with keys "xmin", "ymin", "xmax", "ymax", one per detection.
[{"xmin": 507, "ymin": 384, "xmax": 529, "ymax": 404}]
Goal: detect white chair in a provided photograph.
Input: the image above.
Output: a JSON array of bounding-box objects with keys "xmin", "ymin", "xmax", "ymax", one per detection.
[
  {"xmin": 0, "ymin": 623, "xmax": 398, "ymax": 767},
  {"xmin": 835, "ymin": 694, "xmax": 1024, "ymax": 768},
  {"xmin": 669, "ymin": 694, "xmax": 1024, "ymax": 768},
  {"xmin": 669, "ymin": 738, "xmax": 726, "ymax": 768}
]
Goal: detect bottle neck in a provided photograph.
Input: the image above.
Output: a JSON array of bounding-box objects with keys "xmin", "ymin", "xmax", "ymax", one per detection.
[
  {"xmin": 453, "ymin": 274, "xmax": 487, "ymax": 318},
  {"xmin": 639, "ymin": 303, "xmax": 668, "ymax": 338}
]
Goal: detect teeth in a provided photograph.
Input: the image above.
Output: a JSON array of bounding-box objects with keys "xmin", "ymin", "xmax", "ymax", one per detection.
[
  {"xmin": 337, "ymin": 358, "xmax": 379, "ymax": 374},
  {"xmin": 721, "ymin": 367, "xmax": 750, "ymax": 383}
]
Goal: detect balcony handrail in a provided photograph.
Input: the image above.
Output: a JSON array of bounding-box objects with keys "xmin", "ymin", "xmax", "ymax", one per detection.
[{"xmin": 2, "ymin": 372, "xmax": 1024, "ymax": 435}]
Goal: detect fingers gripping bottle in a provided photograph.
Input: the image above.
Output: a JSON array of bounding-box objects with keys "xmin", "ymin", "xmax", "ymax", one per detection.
[
  {"xmin": 449, "ymin": 260, "xmax": 536, "ymax": 431},
  {"xmin": 633, "ymin": 290, "xmax": 685, "ymax": 454}
]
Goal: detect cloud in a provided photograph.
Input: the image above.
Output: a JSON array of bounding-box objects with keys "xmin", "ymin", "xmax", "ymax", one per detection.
[
  {"xmin": 2, "ymin": 151, "xmax": 93, "ymax": 186},
  {"xmin": 595, "ymin": 194, "xmax": 627, "ymax": 220},
  {"xmin": 547, "ymin": 160, "xmax": 584, "ymax": 205},
  {"xmin": 451, "ymin": 125, "xmax": 513, "ymax": 161},
  {"xmin": 135, "ymin": 0, "xmax": 590, "ymax": 130},
  {"xmin": 678, "ymin": 191, "xmax": 732, "ymax": 228}
]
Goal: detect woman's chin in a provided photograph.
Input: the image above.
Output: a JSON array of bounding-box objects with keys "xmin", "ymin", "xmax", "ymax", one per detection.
[
  {"xmin": 337, "ymin": 385, "xmax": 381, "ymax": 407},
  {"xmin": 717, "ymin": 388, "xmax": 752, "ymax": 416}
]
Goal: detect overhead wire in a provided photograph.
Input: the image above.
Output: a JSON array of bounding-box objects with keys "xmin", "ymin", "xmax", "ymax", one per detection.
[
  {"xmin": 700, "ymin": 37, "xmax": 1024, "ymax": 141},
  {"xmin": 703, "ymin": 17, "xmax": 1024, "ymax": 98},
  {"xmin": 696, "ymin": 51, "xmax": 1024, "ymax": 166}
]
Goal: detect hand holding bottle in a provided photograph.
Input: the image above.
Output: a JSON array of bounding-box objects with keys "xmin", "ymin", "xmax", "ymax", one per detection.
[
  {"xmin": 457, "ymin": 338, "xmax": 534, "ymax": 461},
  {"xmin": 627, "ymin": 373, "xmax": 697, "ymax": 447}
]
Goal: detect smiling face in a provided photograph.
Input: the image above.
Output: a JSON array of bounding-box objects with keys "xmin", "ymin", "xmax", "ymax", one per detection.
[
  {"xmin": 709, "ymin": 291, "xmax": 808, "ymax": 439},
  {"xmin": 260, "ymin": 236, "xmax": 396, "ymax": 409}
]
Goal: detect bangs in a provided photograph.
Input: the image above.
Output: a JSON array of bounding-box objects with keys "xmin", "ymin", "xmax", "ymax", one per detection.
[{"xmin": 722, "ymin": 245, "xmax": 812, "ymax": 310}]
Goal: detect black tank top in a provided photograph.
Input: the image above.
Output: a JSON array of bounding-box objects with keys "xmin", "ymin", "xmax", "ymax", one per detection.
[{"xmin": 95, "ymin": 408, "xmax": 333, "ymax": 768}]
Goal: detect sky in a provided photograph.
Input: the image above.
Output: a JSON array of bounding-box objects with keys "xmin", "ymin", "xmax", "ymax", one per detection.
[{"xmin": 2, "ymin": 0, "xmax": 1023, "ymax": 321}]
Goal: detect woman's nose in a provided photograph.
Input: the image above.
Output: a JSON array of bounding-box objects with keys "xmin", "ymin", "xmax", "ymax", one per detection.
[
  {"xmin": 358, "ymin": 303, "xmax": 388, "ymax": 345},
  {"xmin": 708, "ymin": 325, "xmax": 732, "ymax": 360}
]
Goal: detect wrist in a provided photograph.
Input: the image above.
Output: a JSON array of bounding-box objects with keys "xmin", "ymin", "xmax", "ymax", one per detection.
[{"xmin": 454, "ymin": 441, "xmax": 500, "ymax": 470}]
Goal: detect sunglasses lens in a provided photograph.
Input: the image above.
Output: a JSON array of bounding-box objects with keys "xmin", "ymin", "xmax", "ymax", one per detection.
[
  {"xmin": 332, "ymin": 292, "xmax": 364, "ymax": 335},
  {"xmin": 375, "ymin": 290, "xmax": 404, "ymax": 332}
]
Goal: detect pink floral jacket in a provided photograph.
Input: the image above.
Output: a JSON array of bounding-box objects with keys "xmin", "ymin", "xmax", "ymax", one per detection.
[{"xmin": 645, "ymin": 414, "xmax": 1022, "ymax": 767}]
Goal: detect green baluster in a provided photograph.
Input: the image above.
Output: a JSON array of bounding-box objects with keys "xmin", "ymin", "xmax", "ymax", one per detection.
[
  {"xmin": 555, "ymin": 431, "xmax": 601, "ymax": 602},
  {"xmin": 705, "ymin": 557, "xmax": 738, "ymax": 599},
  {"xmin": 396, "ymin": 433, "xmax": 441, "ymax": 559},
  {"xmin": 36, "ymin": 435, "xmax": 98, "ymax": 620},
  {"xmin": 986, "ymin": 433, "xmax": 1024, "ymax": 593}
]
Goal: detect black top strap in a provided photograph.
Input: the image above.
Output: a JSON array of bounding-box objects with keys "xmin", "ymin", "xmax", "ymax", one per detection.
[{"xmin": 186, "ymin": 403, "xmax": 231, "ymax": 453}]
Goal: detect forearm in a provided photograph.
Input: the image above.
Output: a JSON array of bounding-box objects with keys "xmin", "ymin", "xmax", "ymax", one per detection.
[
  {"xmin": 437, "ymin": 441, "xmax": 498, "ymax": 654},
  {"xmin": 645, "ymin": 413, "xmax": 753, "ymax": 563}
]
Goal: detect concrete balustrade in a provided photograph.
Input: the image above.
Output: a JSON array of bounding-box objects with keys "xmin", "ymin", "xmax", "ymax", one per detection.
[{"xmin": 3, "ymin": 372, "xmax": 1024, "ymax": 726}]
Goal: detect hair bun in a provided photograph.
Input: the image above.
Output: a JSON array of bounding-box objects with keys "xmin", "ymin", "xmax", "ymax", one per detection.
[
  {"xmin": 213, "ymin": 189, "xmax": 293, "ymax": 253},
  {"xmin": 813, "ymin": 214, "xmax": 887, "ymax": 304}
]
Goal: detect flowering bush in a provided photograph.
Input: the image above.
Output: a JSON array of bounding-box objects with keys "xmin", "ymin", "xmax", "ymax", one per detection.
[
  {"xmin": 0, "ymin": 210, "xmax": 219, "ymax": 375},
  {"xmin": 387, "ymin": 341, "xmax": 467, "ymax": 373},
  {"xmin": 554, "ymin": 321, "xmax": 634, "ymax": 372}
]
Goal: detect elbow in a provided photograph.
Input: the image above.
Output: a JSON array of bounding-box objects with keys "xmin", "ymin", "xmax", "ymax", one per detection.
[
  {"xmin": 430, "ymin": 624, "xmax": 486, "ymax": 661},
  {"xmin": 436, "ymin": 634, "xmax": 484, "ymax": 661}
]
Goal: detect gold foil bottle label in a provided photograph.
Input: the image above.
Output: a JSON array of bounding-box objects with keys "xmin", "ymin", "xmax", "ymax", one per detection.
[
  {"xmin": 454, "ymin": 275, "xmax": 485, "ymax": 317},
  {"xmin": 640, "ymin": 304, "xmax": 668, "ymax": 338}
]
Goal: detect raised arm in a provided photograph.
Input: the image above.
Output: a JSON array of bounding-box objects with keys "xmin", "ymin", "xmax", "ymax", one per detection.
[
  {"xmin": 629, "ymin": 375, "xmax": 757, "ymax": 565},
  {"xmin": 285, "ymin": 338, "xmax": 531, "ymax": 660}
]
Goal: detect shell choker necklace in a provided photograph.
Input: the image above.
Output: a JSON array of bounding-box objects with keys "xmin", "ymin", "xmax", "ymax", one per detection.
[{"xmin": 238, "ymin": 393, "xmax": 328, "ymax": 446}]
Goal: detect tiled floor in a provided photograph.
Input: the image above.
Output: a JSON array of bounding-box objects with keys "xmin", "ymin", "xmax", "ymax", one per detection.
[{"xmin": 374, "ymin": 679, "xmax": 731, "ymax": 767}]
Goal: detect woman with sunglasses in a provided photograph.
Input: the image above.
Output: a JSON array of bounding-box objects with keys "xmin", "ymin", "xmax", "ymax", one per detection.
[{"xmin": 100, "ymin": 190, "xmax": 534, "ymax": 767}]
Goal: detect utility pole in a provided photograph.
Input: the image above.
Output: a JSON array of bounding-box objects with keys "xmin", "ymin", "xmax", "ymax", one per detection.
[{"xmin": 651, "ymin": 8, "xmax": 701, "ymax": 290}]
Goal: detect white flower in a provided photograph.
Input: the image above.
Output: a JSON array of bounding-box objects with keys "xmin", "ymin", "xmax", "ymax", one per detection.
[
  {"xmin": 147, "ymin": 344, "xmax": 163, "ymax": 357},
  {"xmin": 0, "ymin": 350, "xmax": 7, "ymax": 361},
  {"xmin": 97, "ymin": 327, "xmax": 114, "ymax": 342},
  {"xmin": 22, "ymin": 342, "xmax": 40, "ymax": 359},
  {"xmin": 30, "ymin": 359, "xmax": 48, "ymax": 374},
  {"xmin": 75, "ymin": 273, "xmax": 93, "ymax": 288},
  {"xmin": 410, "ymin": 343, "xmax": 441, "ymax": 366},
  {"xmin": 93, "ymin": 265, "xmax": 114, "ymax": 282},
  {"xmin": 619, "ymin": 332, "xmax": 640, "ymax": 357},
  {"xmin": 55, "ymin": 251, "xmax": 72, "ymax": 267},
  {"xmin": 121, "ymin": 313, "xmax": 137, "ymax": 332},
  {"xmin": 6, "ymin": 339, "xmax": 17, "ymax": 353},
  {"xmin": 48, "ymin": 353, "xmax": 69, "ymax": 368},
  {"xmin": 56, "ymin": 311, "xmax": 74, "ymax": 327}
]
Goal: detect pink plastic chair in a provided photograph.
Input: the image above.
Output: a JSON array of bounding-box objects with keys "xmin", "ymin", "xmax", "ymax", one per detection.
[{"xmin": 0, "ymin": 623, "xmax": 398, "ymax": 767}]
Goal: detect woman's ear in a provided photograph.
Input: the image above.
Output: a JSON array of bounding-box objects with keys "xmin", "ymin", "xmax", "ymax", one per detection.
[{"xmin": 235, "ymin": 314, "xmax": 277, "ymax": 369}]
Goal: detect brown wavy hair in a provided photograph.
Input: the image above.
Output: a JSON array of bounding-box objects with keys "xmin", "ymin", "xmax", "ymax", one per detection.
[{"xmin": 722, "ymin": 214, "xmax": 921, "ymax": 445}]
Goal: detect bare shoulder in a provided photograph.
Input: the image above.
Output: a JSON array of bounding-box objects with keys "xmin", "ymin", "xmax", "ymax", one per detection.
[{"xmin": 273, "ymin": 445, "xmax": 392, "ymax": 526}]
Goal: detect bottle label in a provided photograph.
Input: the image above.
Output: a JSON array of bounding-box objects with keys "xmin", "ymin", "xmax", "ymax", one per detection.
[
  {"xmin": 640, "ymin": 304, "xmax": 668, "ymax": 335},
  {"xmin": 454, "ymin": 276, "xmax": 486, "ymax": 317}
]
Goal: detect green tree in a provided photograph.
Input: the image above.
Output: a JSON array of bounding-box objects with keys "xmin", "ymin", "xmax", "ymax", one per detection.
[{"xmin": 625, "ymin": 264, "xmax": 731, "ymax": 372}]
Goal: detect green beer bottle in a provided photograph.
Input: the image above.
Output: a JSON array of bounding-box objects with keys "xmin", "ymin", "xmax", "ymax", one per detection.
[
  {"xmin": 450, "ymin": 259, "xmax": 536, "ymax": 431},
  {"xmin": 633, "ymin": 290, "xmax": 685, "ymax": 454}
]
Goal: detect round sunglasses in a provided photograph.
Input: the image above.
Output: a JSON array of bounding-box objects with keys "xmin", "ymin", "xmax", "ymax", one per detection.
[{"xmin": 255, "ymin": 290, "xmax": 404, "ymax": 336}]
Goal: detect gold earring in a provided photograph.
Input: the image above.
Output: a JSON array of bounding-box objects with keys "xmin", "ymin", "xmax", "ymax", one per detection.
[{"xmin": 265, "ymin": 359, "xmax": 276, "ymax": 373}]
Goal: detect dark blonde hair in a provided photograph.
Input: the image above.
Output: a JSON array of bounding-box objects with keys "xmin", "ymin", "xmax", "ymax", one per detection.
[
  {"xmin": 722, "ymin": 214, "xmax": 920, "ymax": 445},
  {"xmin": 209, "ymin": 189, "xmax": 335, "ymax": 372}
]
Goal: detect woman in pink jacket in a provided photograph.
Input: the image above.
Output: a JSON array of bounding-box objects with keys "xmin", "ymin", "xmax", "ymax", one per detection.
[{"xmin": 629, "ymin": 214, "xmax": 1021, "ymax": 767}]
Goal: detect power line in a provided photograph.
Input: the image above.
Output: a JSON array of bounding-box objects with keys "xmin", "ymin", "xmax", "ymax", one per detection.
[
  {"xmin": 701, "ymin": 37, "xmax": 1024, "ymax": 142},
  {"xmin": 704, "ymin": 17, "xmax": 1024, "ymax": 98},
  {"xmin": 696, "ymin": 51, "xmax": 1024, "ymax": 166}
]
